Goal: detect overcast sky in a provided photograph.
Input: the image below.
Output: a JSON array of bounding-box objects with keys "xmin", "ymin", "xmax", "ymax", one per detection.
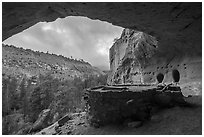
[{"xmin": 3, "ymin": 16, "xmax": 123, "ymax": 70}]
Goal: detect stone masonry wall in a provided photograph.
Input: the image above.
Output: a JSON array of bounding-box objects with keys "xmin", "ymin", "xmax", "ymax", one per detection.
[
  {"xmin": 86, "ymin": 88, "xmax": 156, "ymax": 126},
  {"xmin": 85, "ymin": 85, "xmax": 184, "ymax": 126}
]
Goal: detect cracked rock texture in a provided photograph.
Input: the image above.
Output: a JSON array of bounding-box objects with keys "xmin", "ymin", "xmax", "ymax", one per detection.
[{"xmin": 108, "ymin": 29, "xmax": 158, "ymax": 84}]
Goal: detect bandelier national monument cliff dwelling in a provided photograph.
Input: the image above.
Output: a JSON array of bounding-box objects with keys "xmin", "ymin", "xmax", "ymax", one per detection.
[
  {"xmin": 2, "ymin": 3, "xmax": 202, "ymax": 88},
  {"xmin": 2, "ymin": 2, "xmax": 202, "ymax": 135}
]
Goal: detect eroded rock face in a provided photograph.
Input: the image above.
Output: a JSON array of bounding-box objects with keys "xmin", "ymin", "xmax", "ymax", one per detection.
[
  {"xmin": 108, "ymin": 28, "xmax": 202, "ymax": 85},
  {"xmin": 108, "ymin": 29, "xmax": 158, "ymax": 84}
]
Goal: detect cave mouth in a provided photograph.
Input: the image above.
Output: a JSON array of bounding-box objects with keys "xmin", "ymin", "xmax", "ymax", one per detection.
[
  {"xmin": 172, "ymin": 69, "xmax": 180, "ymax": 82},
  {"xmin": 3, "ymin": 16, "xmax": 124, "ymax": 71},
  {"xmin": 156, "ymin": 73, "xmax": 164, "ymax": 83}
]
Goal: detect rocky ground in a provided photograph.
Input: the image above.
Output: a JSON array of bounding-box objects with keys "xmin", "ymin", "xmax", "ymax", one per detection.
[{"xmin": 35, "ymin": 82, "xmax": 202, "ymax": 135}]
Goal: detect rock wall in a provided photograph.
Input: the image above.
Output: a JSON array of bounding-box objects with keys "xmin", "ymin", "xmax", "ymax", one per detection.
[
  {"xmin": 86, "ymin": 89, "xmax": 155, "ymax": 126},
  {"xmin": 85, "ymin": 85, "xmax": 184, "ymax": 126},
  {"xmin": 108, "ymin": 28, "xmax": 202, "ymax": 85}
]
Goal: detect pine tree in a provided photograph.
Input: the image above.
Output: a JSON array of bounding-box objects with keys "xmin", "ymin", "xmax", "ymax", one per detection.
[
  {"xmin": 2, "ymin": 77, "xmax": 18, "ymax": 116},
  {"xmin": 2, "ymin": 77, "xmax": 10, "ymax": 116},
  {"xmin": 19, "ymin": 78, "xmax": 29, "ymax": 116},
  {"xmin": 29, "ymin": 87, "xmax": 42, "ymax": 122}
]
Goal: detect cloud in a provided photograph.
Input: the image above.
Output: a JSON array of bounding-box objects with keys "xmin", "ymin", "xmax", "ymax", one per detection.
[{"xmin": 3, "ymin": 16, "xmax": 123, "ymax": 70}]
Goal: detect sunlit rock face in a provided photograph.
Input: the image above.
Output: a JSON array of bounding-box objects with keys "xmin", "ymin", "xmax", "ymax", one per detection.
[
  {"xmin": 108, "ymin": 29, "xmax": 158, "ymax": 84},
  {"xmin": 108, "ymin": 28, "xmax": 202, "ymax": 86}
]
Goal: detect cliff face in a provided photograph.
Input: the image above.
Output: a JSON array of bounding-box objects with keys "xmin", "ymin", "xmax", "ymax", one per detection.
[
  {"xmin": 2, "ymin": 44, "xmax": 104, "ymax": 80},
  {"xmin": 108, "ymin": 28, "xmax": 201, "ymax": 85}
]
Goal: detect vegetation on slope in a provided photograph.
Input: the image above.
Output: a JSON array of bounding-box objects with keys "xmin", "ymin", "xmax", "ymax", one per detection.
[
  {"xmin": 2, "ymin": 44, "xmax": 108, "ymax": 134},
  {"xmin": 2, "ymin": 73, "xmax": 108, "ymax": 134},
  {"xmin": 2, "ymin": 44, "xmax": 104, "ymax": 81}
]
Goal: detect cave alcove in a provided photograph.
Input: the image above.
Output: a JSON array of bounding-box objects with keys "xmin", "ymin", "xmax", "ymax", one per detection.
[
  {"xmin": 156, "ymin": 73, "xmax": 164, "ymax": 83},
  {"xmin": 172, "ymin": 69, "xmax": 180, "ymax": 83}
]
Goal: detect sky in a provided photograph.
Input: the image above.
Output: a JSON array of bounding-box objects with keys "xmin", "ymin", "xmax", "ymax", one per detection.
[{"xmin": 3, "ymin": 16, "xmax": 123, "ymax": 70}]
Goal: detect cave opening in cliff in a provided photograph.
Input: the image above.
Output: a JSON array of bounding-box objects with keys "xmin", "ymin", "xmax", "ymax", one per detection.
[
  {"xmin": 2, "ymin": 3, "xmax": 203, "ymax": 135},
  {"xmin": 3, "ymin": 16, "xmax": 124, "ymax": 71},
  {"xmin": 156, "ymin": 73, "xmax": 164, "ymax": 83},
  {"xmin": 172, "ymin": 69, "xmax": 180, "ymax": 83}
]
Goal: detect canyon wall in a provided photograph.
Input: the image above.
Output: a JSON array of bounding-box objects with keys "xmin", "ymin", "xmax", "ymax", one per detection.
[
  {"xmin": 108, "ymin": 29, "xmax": 202, "ymax": 85},
  {"xmin": 2, "ymin": 44, "xmax": 104, "ymax": 80}
]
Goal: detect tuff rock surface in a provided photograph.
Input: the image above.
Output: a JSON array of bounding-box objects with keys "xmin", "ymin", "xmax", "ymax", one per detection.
[
  {"xmin": 107, "ymin": 28, "xmax": 201, "ymax": 88},
  {"xmin": 108, "ymin": 29, "xmax": 158, "ymax": 84}
]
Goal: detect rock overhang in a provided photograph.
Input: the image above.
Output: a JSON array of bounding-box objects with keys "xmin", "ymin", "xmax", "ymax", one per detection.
[
  {"xmin": 2, "ymin": 2, "xmax": 202, "ymax": 130},
  {"xmin": 2, "ymin": 2, "xmax": 202, "ymax": 86},
  {"xmin": 2, "ymin": 2, "xmax": 202, "ymax": 48}
]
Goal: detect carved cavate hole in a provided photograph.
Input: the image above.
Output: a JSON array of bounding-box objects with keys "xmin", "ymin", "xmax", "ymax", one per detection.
[
  {"xmin": 172, "ymin": 69, "xmax": 180, "ymax": 82},
  {"xmin": 156, "ymin": 73, "xmax": 164, "ymax": 83}
]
